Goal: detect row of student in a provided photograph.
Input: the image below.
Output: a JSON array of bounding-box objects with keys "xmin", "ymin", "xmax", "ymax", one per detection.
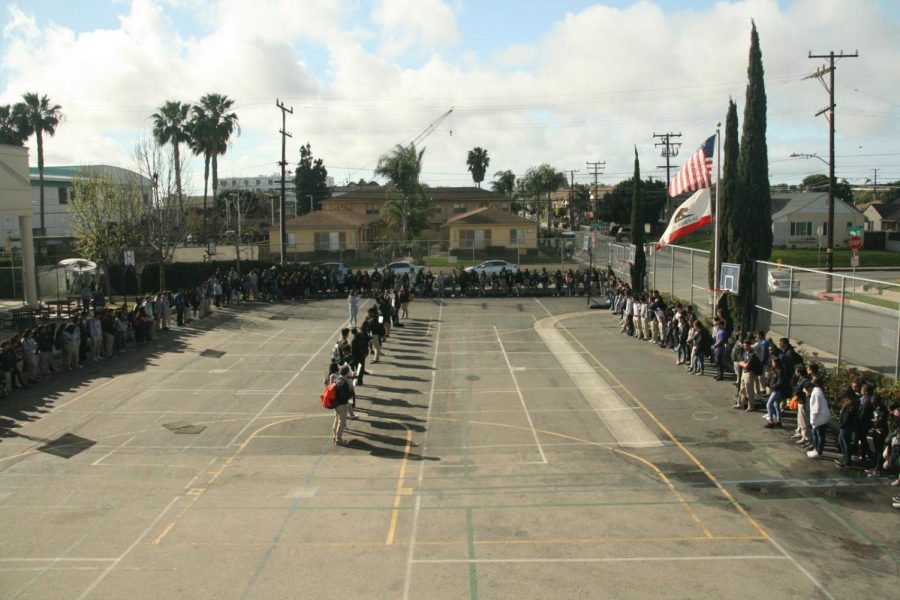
[{"xmin": 324, "ymin": 292, "xmax": 402, "ymax": 446}]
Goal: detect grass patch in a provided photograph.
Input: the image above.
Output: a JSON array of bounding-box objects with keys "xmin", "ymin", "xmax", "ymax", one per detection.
[{"xmin": 844, "ymin": 292, "xmax": 899, "ymax": 311}]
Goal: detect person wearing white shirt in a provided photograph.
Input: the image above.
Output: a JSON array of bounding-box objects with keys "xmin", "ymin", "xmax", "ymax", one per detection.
[{"xmin": 806, "ymin": 380, "xmax": 831, "ymax": 458}]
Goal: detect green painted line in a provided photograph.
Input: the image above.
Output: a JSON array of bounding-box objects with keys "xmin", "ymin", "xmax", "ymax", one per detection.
[
  {"xmin": 466, "ymin": 508, "xmax": 479, "ymax": 600},
  {"xmin": 815, "ymin": 497, "xmax": 899, "ymax": 565}
]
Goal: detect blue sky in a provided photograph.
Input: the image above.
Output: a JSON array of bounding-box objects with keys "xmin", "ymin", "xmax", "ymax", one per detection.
[{"xmin": 1, "ymin": 0, "xmax": 898, "ymax": 191}]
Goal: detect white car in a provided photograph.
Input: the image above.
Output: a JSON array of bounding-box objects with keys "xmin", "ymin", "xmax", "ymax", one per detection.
[
  {"xmin": 464, "ymin": 260, "xmax": 519, "ymax": 276},
  {"xmin": 384, "ymin": 261, "xmax": 422, "ymax": 274},
  {"xmin": 319, "ymin": 262, "xmax": 349, "ymax": 277},
  {"xmin": 767, "ymin": 270, "xmax": 800, "ymax": 295}
]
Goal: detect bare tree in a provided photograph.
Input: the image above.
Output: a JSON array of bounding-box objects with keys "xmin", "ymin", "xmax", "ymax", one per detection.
[{"xmin": 133, "ymin": 137, "xmax": 188, "ymax": 291}]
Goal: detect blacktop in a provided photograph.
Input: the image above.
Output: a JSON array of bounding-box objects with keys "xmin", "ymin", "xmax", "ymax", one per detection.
[{"xmin": 0, "ymin": 295, "xmax": 896, "ymax": 599}]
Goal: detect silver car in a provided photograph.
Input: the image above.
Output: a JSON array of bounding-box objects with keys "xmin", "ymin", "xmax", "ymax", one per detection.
[
  {"xmin": 767, "ymin": 270, "xmax": 800, "ymax": 295},
  {"xmin": 464, "ymin": 260, "xmax": 519, "ymax": 276}
]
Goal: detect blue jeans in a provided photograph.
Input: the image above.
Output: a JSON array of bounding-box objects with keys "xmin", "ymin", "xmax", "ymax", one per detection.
[
  {"xmin": 812, "ymin": 425, "xmax": 827, "ymax": 456},
  {"xmin": 766, "ymin": 391, "xmax": 781, "ymax": 422},
  {"xmin": 837, "ymin": 429, "xmax": 852, "ymax": 465}
]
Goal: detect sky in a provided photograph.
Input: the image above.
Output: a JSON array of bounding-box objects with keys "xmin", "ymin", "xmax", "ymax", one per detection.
[{"xmin": 1, "ymin": 0, "xmax": 898, "ymax": 195}]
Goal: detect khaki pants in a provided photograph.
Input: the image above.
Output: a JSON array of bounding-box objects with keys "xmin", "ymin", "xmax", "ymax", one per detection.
[
  {"xmin": 796, "ymin": 403, "xmax": 810, "ymax": 440},
  {"xmin": 371, "ymin": 336, "xmax": 382, "ymax": 361},
  {"xmin": 332, "ymin": 404, "xmax": 348, "ymax": 443}
]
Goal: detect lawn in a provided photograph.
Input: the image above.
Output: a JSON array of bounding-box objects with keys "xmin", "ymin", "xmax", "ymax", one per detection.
[
  {"xmin": 672, "ymin": 232, "xmax": 900, "ymax": 269},
  {"xmin": 844, "ymin": 292, "xmax": 899, "ymax": 311}
]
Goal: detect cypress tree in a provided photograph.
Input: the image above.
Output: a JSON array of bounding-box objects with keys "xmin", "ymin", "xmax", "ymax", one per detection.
[
  {"xmin": 731, "ymin": 21, "xmax": 771, "ymax": 331},
  {"xmin": 629, "ymin": 147, "xmax": 646, "ymax": 294}
]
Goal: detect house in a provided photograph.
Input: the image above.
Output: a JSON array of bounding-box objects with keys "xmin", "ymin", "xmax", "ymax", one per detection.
[
  {"xmin": 320, "ymin": 185, "xmax": 516, "ymax": 237},
  {"xmin": 770, "ymin": 191, "xmax": 865, "ymax": 248},
  {"xmin": 444, "ymin": 206, "xmax": 538, "ymax": 252},
  {"xmin": 0, "ymin": 164, "xmax": 152, "ymax": 242},
  {"xmin": 267, "ymin": 209, "xmax": 380, "ymax": 256},
  {"xmin": 863, "ymin": 203, "xmax": 900, "ymax": 232}
]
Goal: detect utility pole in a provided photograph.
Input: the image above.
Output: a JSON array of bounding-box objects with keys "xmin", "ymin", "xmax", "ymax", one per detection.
[
  {"xmin": 586, "ymin": 160, "xmax": 605, "ymax": 222},
  {"xmin": 871, "ymin": 168, "xmax": 878, "ymax": 202},
  {"xmin": 806, "ymin": 51, "xmax": 858, "ymax": 291},
  {"xmin": 276, "ymin": 99, "xmax": 294, "ymax": 264},
  {"xmin": 653, "ymin": 132, "xmax": 681, "ymax": 220},
  {"xmin": 567, "ymin": 169, "xmax": 579, "ymax": 227}
]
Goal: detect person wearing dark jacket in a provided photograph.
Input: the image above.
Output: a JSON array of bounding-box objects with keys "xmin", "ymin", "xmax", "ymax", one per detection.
[
  {"xmin": 736, "ymin": 339, "xmax": 763, "ymax": 411},
  {"xmin": 332, "ymin": 364, "xmax": 355, "ymax": 446},
  {"xmin": 856, "ymin": 384, "xmax": 875, "ymax": 467},
  {"xmin": 350, "ymin": 327, "xmax": 369, "ymax": 387},
  {"xmin": 836, "ymin": 391, "xmax": 858, "ymax": 468}
]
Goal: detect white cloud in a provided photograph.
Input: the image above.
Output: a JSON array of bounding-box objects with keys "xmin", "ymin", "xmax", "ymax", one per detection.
[
  {"xmin": 0, "ymin": 0, "xmax": 896, "ymax": 192},
  {"xmin": 371, "ymin": 0, "xmax": 459, "ymax": 57}
]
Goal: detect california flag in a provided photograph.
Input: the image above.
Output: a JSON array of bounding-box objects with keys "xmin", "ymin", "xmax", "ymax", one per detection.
[{"xmin": 656, "ymin": 188, "xmax": 713, "ymax": 250}]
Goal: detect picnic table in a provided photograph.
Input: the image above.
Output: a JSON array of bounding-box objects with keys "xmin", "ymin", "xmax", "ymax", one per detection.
[{"xmin": 44, "ymin": 298, "xmax": 76, "ymax": 318}]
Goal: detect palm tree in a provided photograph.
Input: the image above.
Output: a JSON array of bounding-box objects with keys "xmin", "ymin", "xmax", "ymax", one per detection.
[
  {"xmin": 151, "ymin": 100, "xmax": 191, "ymax": 214},
  {"xmin": 466, "ymin": 147, "xmax": 490, "ymax": 188},
  {"xmin": 490, "ymin": 169, "xmax": 516, "ymax": 197},
  {"xmin": 374, "ymin": 144, "xmax": 427, "ymax": 240},
  {"xmin": 189, "ymin": 93, "xmax": 239, "ymax": 240},
  {"xmin": 0, "ymin": 104, "xmax": 28, "ymax": 146},
  {"xmin": 18, "ymin": 92, "xmax": 63, "ymax": 235}
]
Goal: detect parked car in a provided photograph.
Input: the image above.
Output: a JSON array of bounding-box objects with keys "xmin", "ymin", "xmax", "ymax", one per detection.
[
  {"xmin": 319, "ymin": 262, "xmax": 349, "ymax": 279},
  {"xmin": 767, "ymin": 269, "xmax": 800, "ymax": 295},
  {"xmin": 614, "ymin": 226, "xmax": 632, "ymax": 242},
  {"xmin": 464, "ymin": 260, "xmax": 519, "ymax": 276},
  {"xmin": 384, "ymin": 261, "xmax": 422, "ymax": 274}
]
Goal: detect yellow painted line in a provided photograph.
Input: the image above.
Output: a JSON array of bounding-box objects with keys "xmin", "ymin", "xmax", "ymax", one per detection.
[
  {"xmin": 551, "ymin": 312, "xmax": 769, "ymax": 540},
  {"xmin": 612, "ymin": 447, "xmax": 713, "ymax": 539},
  {"xmin": 153, "ymin": 414, "xmax": 325, "ymax": 545},
  {"xmin": 386, "ymin": 423, "xmax": 415, "ymax": 545}
]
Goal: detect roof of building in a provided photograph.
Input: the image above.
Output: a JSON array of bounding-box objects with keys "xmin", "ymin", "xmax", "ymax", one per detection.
[
  {"xmin": 445, "ymin": 206, "xmax": 535, "ymax": 226},
  {"xmin": 29, "ymin": 165, "xmax": 152, "ymax": 185},
  {"xmin": 770, "ymin": 191, "xmax": 862, "ymax": 220},
  {"xmin": 864, "ymin": 202, "xmax": 900, "ymax": 220},
  {"xmin": 278, "ymin": 210, "xmax": 380, "ymax": 229},
  {"xmin": 323, "ymin": 185, "xmax": 509, "ymax": 203}
]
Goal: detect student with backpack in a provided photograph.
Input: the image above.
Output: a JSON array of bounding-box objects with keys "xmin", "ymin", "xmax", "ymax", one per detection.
[{"xmin": 323, "ymin": 364, "xmax": 355, "ymax": 446}]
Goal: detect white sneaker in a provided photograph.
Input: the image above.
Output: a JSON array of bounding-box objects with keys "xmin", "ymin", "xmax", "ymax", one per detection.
[{"xmin": 806, "ymin": 450, "xmax": 820, "ymax": 458}]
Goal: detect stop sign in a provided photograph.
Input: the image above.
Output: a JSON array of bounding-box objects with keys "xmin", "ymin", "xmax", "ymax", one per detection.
[{"xmin": 849, "ymin": 236, "xmax": 862, "ymax": 251}]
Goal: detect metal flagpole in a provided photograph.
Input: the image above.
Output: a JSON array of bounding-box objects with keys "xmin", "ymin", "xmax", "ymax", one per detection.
[{"xmin": 713, "ymin": 123, "xmax": 722, "ymax": 306}]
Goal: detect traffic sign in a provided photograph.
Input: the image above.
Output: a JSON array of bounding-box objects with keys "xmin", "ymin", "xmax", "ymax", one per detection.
[
  {"xmin": 847, "ymin": 225, "xmax": 862, "ymax": 237},
  {"xmin": 849, "ymin": 236, "xmax": 862, "ymax": 251},
  {"xmin": 850, "ymin": 253, "xmax": 859, "ymax": 267}
]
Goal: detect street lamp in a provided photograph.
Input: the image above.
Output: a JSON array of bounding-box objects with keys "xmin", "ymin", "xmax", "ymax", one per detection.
[{"xmin": 790, "ymin": 152, "xmax": 835, "ymax": 290}]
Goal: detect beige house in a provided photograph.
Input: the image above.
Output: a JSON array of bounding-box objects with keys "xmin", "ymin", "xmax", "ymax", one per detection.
[
  {"xmin": 863, "ymin": 203, "xmax": 900, "ymax": 232},
  {"xmin": 320, "ymin": 185, "xmax": 515, "ymax": 237},
  {"xmin": 445, "ymin": 207, "xmax": 538, "ymax": 251},
  {"xmin": 268, "ymin": 210, "xmax": 379, "ymax": 256}
]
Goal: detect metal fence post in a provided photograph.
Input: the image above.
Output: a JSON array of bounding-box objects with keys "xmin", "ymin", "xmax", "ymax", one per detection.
[
  {"xmin": 787, "ymin": 267, "xmax": 794, "ymax": 340},
  {"xmin": 689, "ymin": 249, "xmax": 695, "ymax": 306},
  {"xmin": 670, "ymin": 247, "xmax": 675, "ymax": 299},
  {"xmin": 652, "ymin": 245, "xmax": 657, "ymax": 290},
  {"xmin": 836, "ymin": 276, "xmax": 846, "ymax": 372},
  {"xmin": 895, "ymin": 303, "xmax": 900, "ymax": 380}
]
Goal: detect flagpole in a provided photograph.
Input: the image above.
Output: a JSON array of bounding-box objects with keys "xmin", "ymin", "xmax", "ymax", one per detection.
[{"xmin": 713, "ymin": 123, "xmax": 722, "ymax": 307}]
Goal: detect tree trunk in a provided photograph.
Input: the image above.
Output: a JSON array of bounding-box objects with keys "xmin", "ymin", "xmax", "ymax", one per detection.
[
  {"xmin": 212, "ymin": 155, "xmax": 219, "ymax": 240},
  {"xmin": 37, "ymin": 132, "xmax": 45, "ymax": 236},
  {"xmin": 173, "ymin": 141, "xmax": 183, "ymax": 215},
  {"xmin": 202, "ymin": 155, "xmax": 210, "ymax": 242}
]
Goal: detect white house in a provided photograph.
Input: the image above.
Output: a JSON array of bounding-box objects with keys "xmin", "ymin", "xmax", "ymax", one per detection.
[
  {"xmin": 0, "ymin": 164, "xmax": 151, "ymax": 245},
  {"xmin": 770, "ymin": 191, "xmax": 864, "ymax": 248},
  {"xmin": 863, "ymin": 203, "xmax": 900, "ymax": 232}
]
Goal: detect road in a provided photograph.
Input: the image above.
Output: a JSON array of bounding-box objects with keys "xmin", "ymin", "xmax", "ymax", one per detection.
[{"xmin": 0, "ymin": 297, "xmax": 896, "ymax": 599}]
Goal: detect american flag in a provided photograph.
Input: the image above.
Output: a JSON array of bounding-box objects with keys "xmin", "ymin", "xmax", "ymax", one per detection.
[{"xmin": 668, "ymin": 135, "xmax": 715, "ymax": 198}]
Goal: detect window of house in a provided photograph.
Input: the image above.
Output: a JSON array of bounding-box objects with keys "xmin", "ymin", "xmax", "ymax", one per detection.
[
  {"xmin": 314, "ymin": 231, "xmax": 346, "ymax": 251},
  {"xmin": 57, "ymin": 187, "xmax": 68, "ymax": 205},
  {"xmin": 501, "ymin": 202, "xmax": 509, "ymax": 213},
  {"xmin": 509, "ymin": 229, "xmax": 524, "ymax": 244},
  {"xmin": 790, "ymin": 221, "xmax": 812, "ymax": 237},
  {"xmin": 453, "ymin": 202, "xmax": 466, "ymax": 214},
  {"xmin": 432, "ymin": 204, "xmax": 442, "ymax": 215},
  {"xmin": 459, "ymin": 229, "xmax": 491, "ymax": 248},
  {"xmin": 366, "ymin": 203, "xmax": 380, "ymax": 215}
]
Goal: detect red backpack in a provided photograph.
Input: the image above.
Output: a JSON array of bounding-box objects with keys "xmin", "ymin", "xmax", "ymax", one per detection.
[{"xmin": 320, "ymin": 382, "xmax": 338, "ymax": 409}]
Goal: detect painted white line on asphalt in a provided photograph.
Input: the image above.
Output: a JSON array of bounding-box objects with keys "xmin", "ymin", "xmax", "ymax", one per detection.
[
  {"xmin": 494, "ymin": 325, "xmax": 548, "ymax": 464},
  {"xmin": 403, "ymin": 304, "xmax": 443, "ymax": 600},
  {"xmin": 74, "ymin": 496, "xmax": 180, "ymax": 600},
  {"xmin": 766, "ymin": 537, "xmax": 835, "ymax": 600},
  {"xmin": 90, "ymin": 435, "xmax": 137, "ymax": 466},
  {"xmin": 533, "ymin": 305, "xmax": 662, "ymax": 449},
  {"xmin": 412, "ymin": 555, "xmax": 781, "ymax": 564}
]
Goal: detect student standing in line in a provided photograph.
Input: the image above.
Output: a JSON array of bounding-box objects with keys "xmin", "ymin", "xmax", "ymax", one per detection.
[{"xmin": 806, "ymin": 380, "xmax": 831, "ymax": 459}]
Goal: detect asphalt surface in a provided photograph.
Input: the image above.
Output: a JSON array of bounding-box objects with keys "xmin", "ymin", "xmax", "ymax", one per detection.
[{"xmin": 0, "ymin": 296, "xmax": 896, "ymax": 599}]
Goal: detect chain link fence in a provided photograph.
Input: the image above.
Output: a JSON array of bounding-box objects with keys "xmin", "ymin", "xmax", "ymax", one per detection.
[{"xmin": 603, "ymin": 239, "xmax": 899, "ymax": 378}]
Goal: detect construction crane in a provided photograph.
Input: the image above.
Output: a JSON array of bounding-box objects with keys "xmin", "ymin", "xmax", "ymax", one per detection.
[{"xmin": 405, "ymin": 107, "xmax": 454, "ymax": 148}]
